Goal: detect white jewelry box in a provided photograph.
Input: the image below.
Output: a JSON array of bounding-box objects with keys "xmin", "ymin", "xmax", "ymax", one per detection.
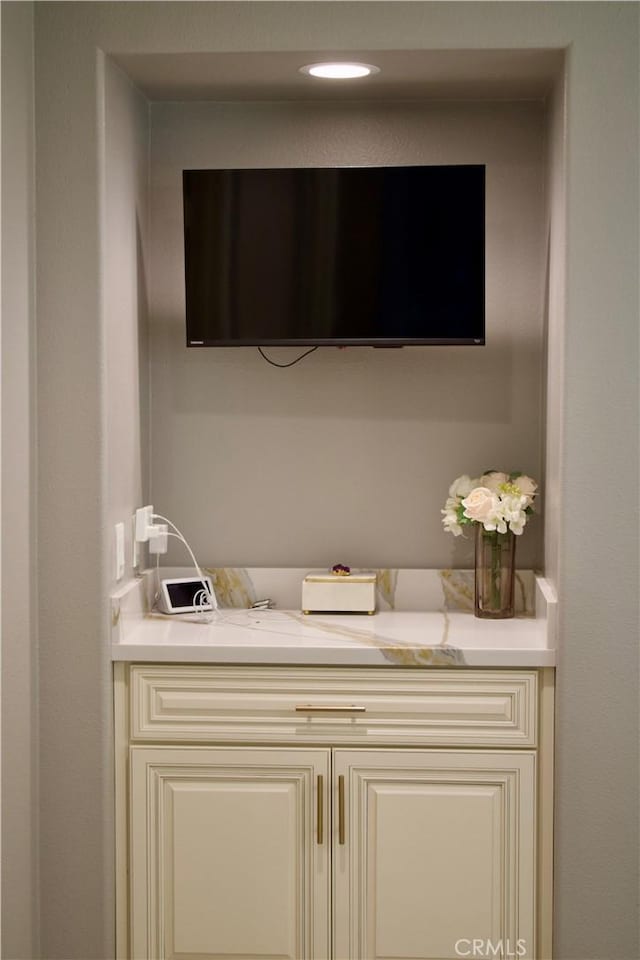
[{"xmin": 302, "ymin": 570, "xmax": 377, "ymax": 615}]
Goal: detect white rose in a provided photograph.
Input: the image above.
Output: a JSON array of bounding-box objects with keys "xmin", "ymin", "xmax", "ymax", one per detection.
[
  {"xmin": 448, "ymin": 474, "xmax": 475, "ymax": 499},
  {"xmin": 462, "ymin": 487, "xmax": 499, "ymax": 524},
  {"xmin": 481, "ymin": 471, "xmax": 509, "ymax": 493}
]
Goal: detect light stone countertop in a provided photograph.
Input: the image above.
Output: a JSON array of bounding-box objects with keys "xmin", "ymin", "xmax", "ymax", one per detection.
[{"xmin": 111, "ymin": 568, "xmax": 556, "ymax": 668}]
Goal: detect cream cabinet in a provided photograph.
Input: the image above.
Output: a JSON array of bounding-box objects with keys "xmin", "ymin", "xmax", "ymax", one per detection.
[
  {"xmin": 115, "ymin": 666, "xmax": 553, "ymax": 960},
  {"xmin": 333, "ymin": 749, "xmax": 535, "ymax": 960},
  {"xmin": 130, "ymin": 746, "xmax": 331, "ymax": 959}
]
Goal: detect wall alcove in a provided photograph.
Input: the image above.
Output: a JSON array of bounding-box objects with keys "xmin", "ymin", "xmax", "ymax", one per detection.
[{"xmin": 103, "ymin": 46, "xmax": 565, "ymax": 584}]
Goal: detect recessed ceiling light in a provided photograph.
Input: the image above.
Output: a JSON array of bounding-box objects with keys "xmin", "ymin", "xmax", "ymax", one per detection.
[{"xmin": 299, "ymin": 62, "xmax": 380, "ymax": 80}]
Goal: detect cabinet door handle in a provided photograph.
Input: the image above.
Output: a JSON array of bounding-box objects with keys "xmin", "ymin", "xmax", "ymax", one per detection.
[
  {"xmin": 317, "ymin": 774, "xmax": 323, "ymax": 845},
  {"xmin": 338, "ymin": 774, "xmax": 345, "ymax": 845},
  {"xmin": 294, "ymin": 704, "xmax": 366, "ymax": 713}
]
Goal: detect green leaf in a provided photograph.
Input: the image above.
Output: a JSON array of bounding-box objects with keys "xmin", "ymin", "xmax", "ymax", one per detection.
[
  {"xmin": 456, "ymin": 505, "xmax": 472, "ymax": 525},
  {"xmin": 510, "ymin": 471, "xmax": 523, "ymax": 480}
]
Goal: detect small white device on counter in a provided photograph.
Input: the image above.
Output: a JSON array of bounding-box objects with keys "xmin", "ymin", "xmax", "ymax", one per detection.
[
  {"xmin": 302, "ymin": 570, "xmax": 377, "ymax": 615},
  {"xmin": 157, "ymin": 576, "xmax": 215, "ymax": 615}
]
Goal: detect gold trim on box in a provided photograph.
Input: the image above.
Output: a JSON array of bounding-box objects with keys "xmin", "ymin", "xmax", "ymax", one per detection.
[{"xmin": 304, "ymin": 574, "xmax": 377, "ymax": 584}]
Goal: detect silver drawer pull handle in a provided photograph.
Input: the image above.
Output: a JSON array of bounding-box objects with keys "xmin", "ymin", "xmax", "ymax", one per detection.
[{"xmin": 294, "ymin": 704, "xmax": 367, "ymax": 713}]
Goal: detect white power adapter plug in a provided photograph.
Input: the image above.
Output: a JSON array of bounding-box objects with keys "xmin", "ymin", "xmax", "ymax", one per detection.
[
  {"xmin": 135, "ymin": 505, "xmax": 155, "ymax": 542},
  {"xmin": 149, "ymin": 524, "xmax": 168, "ymax": 554},
  {"xmin": 136, "ymin": 504, "xmax": 169, "ymax": 555}
]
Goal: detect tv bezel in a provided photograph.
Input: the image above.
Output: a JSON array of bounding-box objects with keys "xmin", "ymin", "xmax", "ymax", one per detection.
[{"xmin": 183, "ymin": 164, "xmax": 486, "ymax": 348}]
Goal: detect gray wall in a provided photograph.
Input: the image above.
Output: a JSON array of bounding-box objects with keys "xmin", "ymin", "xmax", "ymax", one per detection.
[
  {"xmin": 552, "ymin": 15, "xmax": 639, "ymax": 957},
  {"xmin": 103, "ymin": 57, "xmax": 150, "ymax": 593},
  {"xmin": 22, "ymin": 2, "xmax": 640, "ymax": 958},
  {"xmin": 543, "ymin": 70, "xmax": 565, "ymax": 591},
  {"xmin": 1, "ymin": 2, "xmax": 39, "ymax": 957},
  {"xmin": 149, "ymin": 99, "xmax": 545, "ymax": 571}
]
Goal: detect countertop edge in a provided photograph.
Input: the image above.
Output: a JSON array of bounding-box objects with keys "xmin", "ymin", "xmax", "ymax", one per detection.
[{"xmin": 110, "ymin": 643, "xmax": 556, "ymax": 668}]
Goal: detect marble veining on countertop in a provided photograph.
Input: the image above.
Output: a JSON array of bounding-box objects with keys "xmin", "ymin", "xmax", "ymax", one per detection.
[{"xmin": 111, "ymin": 567, "xmax": 556, "ymax": 667}]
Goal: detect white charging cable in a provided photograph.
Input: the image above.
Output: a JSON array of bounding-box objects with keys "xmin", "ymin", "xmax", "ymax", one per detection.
[{"xmin": 151, "ymin": 513, "xmax": 218, "ymax": 614}]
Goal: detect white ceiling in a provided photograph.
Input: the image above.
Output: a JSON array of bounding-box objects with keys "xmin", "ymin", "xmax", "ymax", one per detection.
[{"xmin": 114, "ymin": 48, "xmax": 564, "ymax": 101}]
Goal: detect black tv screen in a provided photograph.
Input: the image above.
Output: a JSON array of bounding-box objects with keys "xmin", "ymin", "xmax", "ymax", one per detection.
[{"xmin": 183, "ymin": 165, "xmax": 485, "ymax": 347}]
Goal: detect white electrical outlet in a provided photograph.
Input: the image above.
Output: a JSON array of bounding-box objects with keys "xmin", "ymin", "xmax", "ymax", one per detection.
[{"xmin": 149, "ymin": 523, "xmax": 168, "ymax": 554}]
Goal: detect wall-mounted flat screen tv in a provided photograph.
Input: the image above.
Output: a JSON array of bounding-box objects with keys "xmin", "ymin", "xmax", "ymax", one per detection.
[{"xmin": 183, "ymin": 165, "xmax": 485, "ymax": 347}]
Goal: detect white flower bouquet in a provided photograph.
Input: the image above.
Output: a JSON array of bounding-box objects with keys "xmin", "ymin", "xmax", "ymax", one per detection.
[
  {"xmin": 441, "ymin": 470, "xmax": 538, "ymax": 618},
  {"xmin": 441, "ymin": 471, "xmax": 537, "ymax": 538}
]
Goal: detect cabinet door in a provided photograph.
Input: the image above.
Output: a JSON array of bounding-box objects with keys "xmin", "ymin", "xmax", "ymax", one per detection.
[
  {"xmin": 333, "ymin": 749, "xmax": 536, "ymax": 960},
  {"xmin": 130, "ymin": 746, "xmax": 330, "ymax": 960}
]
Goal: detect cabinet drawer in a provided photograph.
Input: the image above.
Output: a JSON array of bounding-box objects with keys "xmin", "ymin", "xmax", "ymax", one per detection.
[{"xmin": 129, "ymin": 666, "xmax": 537, "ymax": 747}]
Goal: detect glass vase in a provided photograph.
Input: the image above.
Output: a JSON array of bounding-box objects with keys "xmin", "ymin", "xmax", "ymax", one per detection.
[{"xmin": 474, "ymin": 526, "xmax": 516, "ymax": 619}]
